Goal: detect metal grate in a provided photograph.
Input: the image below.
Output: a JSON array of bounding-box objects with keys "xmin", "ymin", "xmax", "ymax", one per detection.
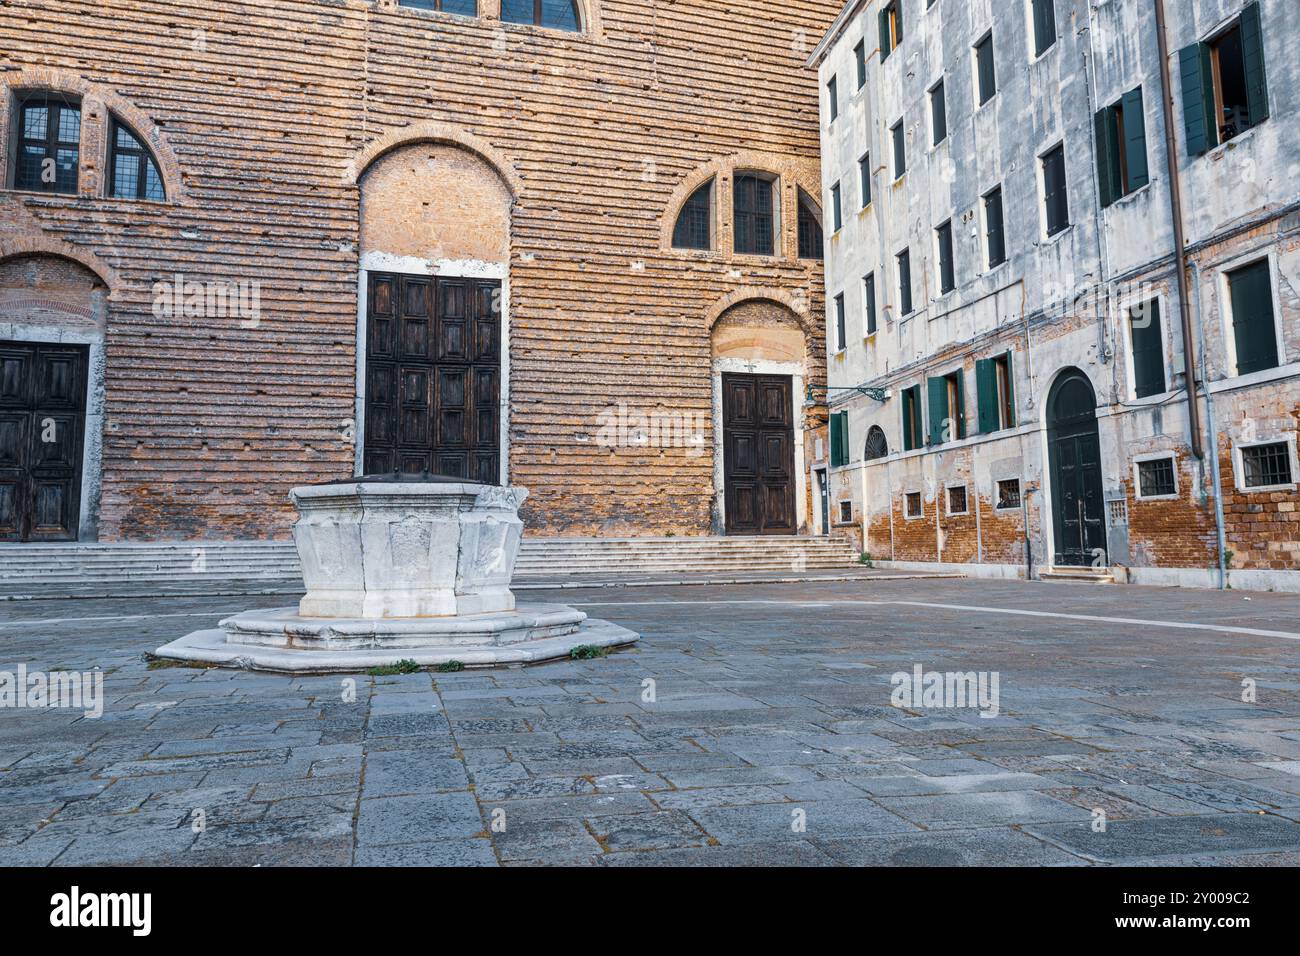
[
  {"xmin": 1242, "ymin": 442, "xmax": 1293, "ymax": 488},
  {"xmin": 905, "ymin": 491, "xmax": 923, "ymax": 518},
  {"xmin": 947, "ymin": 485, "xmax": 968, "ymax": 515},
  {"xmin": 1137, "ymin": 457, "xmax": 1176, "ymax": 498},
  {"xmin": 1108, "ymin": 498, "xmax": 1129, "ymax": 524},
  {"xmin": 996, "ymin": 478, "xmax": 1021, "ymax": 510}
]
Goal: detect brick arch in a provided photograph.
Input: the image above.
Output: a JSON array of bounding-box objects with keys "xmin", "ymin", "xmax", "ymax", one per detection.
[
  {"xmin": 705, "ymin": 288, "xmax": 816, "ymax": 344},
  {"xmin": 346, "ymin": 121, "xmax": 523, "ymax": 200},
  {"xmin": 0, "ymin": 68, "xmax": 184, "ymax": 202},
  {"xmin": 0, "ymin": 237, "xmax": 120, "ymax": 295},
  {"xmin": 660, "ymin": 152, "xmax": 824, "ymax": 255}
]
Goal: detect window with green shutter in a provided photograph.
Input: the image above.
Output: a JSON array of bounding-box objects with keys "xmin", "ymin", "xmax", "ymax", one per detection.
[
  {"xmin": 1042, "ymin": 144, "xmax": 1069, "ymax": 236},
  {"xmin": 984, "ymin": 186, "xmax": 1006, "ymax": 268},
  {"xmin": 901, "ymin": 384, "xmax": 923, "ymax": 451},
  {"xmin": 1128, "ymin": 299, "xmax": 1166, "ymax": 398},
  {"xmin": 975, "ymin": 32, "xmax": 996, "ymax": 106},
  {"xmin": 1096, "ymin": 86, "xmax": 1149, "ymax": 207},
  {"xmin": 930, "ymin": 80, "xmax": 947, "ymax": 145},
  {"xmin": 1227, "ymin": 259, "xmax": 1278, "ymax": 376},
  {"xmin": 1031, "ymin": 0, "xmax": 1057, "ymax": 58},
  {"xmin": 976, "ymin": 353, "xmax": 1014, "ymax": 434},
  {"xmin": 897, "ymin": 248, "xmax": 913, "ymax": 316},
  {"xmin": 880, "ymin": 1, "xmax": 902, "ymax": 61},
  {"xmin": 1180, "ymin": 2, "xmax": 1269, "ymax": 157},
  {"xmin": 830, "ymin": 411, "xmax": 849, "ymax": 467},
  {"xmin": 927, "ymin": 370, "xmax": 965, "ymax": 445}
]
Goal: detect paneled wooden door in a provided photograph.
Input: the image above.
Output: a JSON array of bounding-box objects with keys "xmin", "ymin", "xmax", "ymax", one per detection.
[
  {"xmin": 364, "ymin": 273, "xmax": 502, "ymax": 484},
  {"xmin": 0, "ymin": 342, "xmax": 88, "ymax": 542},
  {"xmin": 723, "ymin": 373, "xmax": 796, "ymax": 536},
  {"xmin": 1047, "ymin": 370, "xmax": 1107, "ymax": 567}
]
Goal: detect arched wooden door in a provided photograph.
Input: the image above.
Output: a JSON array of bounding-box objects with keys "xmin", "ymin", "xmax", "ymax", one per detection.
[{"xmin": 1047, "ymin": 369, "xmax": 1106, "ymax": 567}]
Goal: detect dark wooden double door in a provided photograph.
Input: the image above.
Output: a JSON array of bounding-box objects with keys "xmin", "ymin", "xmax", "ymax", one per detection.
[
  {"xmin": 0, "ymin": 343, "xmax": 87, "ymax": 541},
  {"xmin": 364, "ymin": 273, "xmax": 501, "ymax": 484},
  {"xmin": 723, "ymin": 373, "xmax": 796, "ymax": 536}
]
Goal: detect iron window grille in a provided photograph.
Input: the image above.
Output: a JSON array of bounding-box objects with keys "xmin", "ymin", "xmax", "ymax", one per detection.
[
  {"xmin": 1241, "ymin": 442, "xmax": 1293, "ymax": 489},
  {"xmin": 1137, "ymin": 457, "xmax": 1177, "ymax": 498},
  {"xmin": 996, "ymin": 478, "xmax": 1021, "ymax": 510}
]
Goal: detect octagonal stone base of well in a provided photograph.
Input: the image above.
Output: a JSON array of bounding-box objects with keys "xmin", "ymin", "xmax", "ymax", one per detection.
[{"xmin": 153, "ymin": 604, "xmax": 639, "ymax": 673}]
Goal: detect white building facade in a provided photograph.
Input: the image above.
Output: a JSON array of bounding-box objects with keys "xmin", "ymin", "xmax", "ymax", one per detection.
[{"xmin": 810, "ymin": 0, "xmax": 1300, "ymax": 591}]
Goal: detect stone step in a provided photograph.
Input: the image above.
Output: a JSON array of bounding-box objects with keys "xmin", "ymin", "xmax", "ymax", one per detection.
[{"xmin": 1039, "ymin": 568, "xmax": 1116, "ymax": 584}]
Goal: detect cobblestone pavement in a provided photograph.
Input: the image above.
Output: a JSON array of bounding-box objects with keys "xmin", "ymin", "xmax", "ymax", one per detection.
[{"xmin": 3, "ymin": 579, "xmax": 1300, "ymax": 866}]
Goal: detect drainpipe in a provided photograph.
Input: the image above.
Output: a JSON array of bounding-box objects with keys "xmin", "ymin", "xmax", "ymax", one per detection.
[
  {"xmin": 1153, "ymin": 0, "xmax": 1206, "ymax": 461},
  {"xmin": 1190, "ymin": 259, "xmax": 1230, "ymax": 589}
]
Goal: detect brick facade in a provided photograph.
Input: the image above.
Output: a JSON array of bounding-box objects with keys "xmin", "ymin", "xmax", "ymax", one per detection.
[{"xmin": 0, "ymin": 0, "xmax": 838, "ymax": 541}]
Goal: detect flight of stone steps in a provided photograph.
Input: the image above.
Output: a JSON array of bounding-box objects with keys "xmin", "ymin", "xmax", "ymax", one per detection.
[{"xmin": 0, "ymin": 536, "xmax": 863, "ymax": 599}]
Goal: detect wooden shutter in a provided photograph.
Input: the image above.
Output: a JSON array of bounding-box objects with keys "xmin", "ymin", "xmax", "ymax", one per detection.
[
  {"xmin": 1178, "ymin": 42, "xmax": 1216, "ymax": 157},
  {"xmin": 1240, "ymin": 1, "xmax": 1269, "ymax": 127},
  {"xmin": 902, "ymin": 386, "xmax": 919, "ymax": 451},
  {"xmin": 953, "ymin": 373, "xmax": 965, "ymax": 439},
  {"xmin": 1002, "ymin": 352, "xmax": 1016, "ymax": 427},
  {"xmin": 830, "ymin": 411, "xmax": 848, "ymax": 467},
  {"xmin": 927, "ymin": 376, "xmax": 948, "ymax": 446},
  {"xmin": 1129, "ymin": 300, "xmax": 1166, "ymax": 398},
  {"xmin": 1033, "ymin": 0, "xmax": 1056, "ymax": 57},
  {"xmin": 879, "ymin": 9, "xmax": 891, "ymax": 60},
  {"xmin": 1229, "ymin": 260, "xmax": 1278, "ymax": 375},
  {"xmin": 1094, "ymin": 106, "xmax": 1119, "ymax": 207},
  {"xmin": 976, "ymin": 359, "xmax": 998, "ymax": 434},
  {"xmin": 1122, "ymin": 86, "xmax": 1149, "ymax": 190}
]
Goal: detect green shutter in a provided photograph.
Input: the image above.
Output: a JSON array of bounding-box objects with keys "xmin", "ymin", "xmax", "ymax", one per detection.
[
  {"xmin": 902, "ymin": 387, "xmax": 917, "ymax": 451},
  {"xmin": 1240, "ymin": 1, "xmax": 1269, "ymax": 127},
  {"xmin": 894, "ymin": 0, "xmax": 903, "ymax": 44},
  {"xmin": 927, "ymin": 376, "xmax": 948, "ymax": 446},
  {"xmin": 1003, "ymin": 352, "xmax": 1016, "ymax": 427},
  {"xmin": 879, "ymin": 9, "xmax": 891, "ymax": 60},
  {"xmin": 1178, "ymin": 42, "xmax": 1216, "ymax": 157},
  {"xmin": 1129, "ymin": 300, "xmax": 1166, "ymax": 398},
  {"xmin": 953, "ymin": 372, "xmax": 965, "ymax": 439},
  {"xmin": 1122, "ymin": 87, "xmax": 1149, "ymax": 190},
  {"xmin": 1229, "ymin": 260, "xmax": 1279, "ymax": 375},
  {"xmin": 1094, "ymin": 106, "xmax": 1119, "ymax": 207},
  {"xmin": 830, "ymin": 411, "xmax": 848, "ymax": 467},
  {"xmin": 976, "ymin": 359, "xmax": 998, "ymax": 434}
]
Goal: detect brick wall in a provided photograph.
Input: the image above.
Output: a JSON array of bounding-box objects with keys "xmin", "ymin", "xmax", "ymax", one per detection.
[{"xmin": 0, "ymin": 0, "xmax": 837, "ymax": 540}]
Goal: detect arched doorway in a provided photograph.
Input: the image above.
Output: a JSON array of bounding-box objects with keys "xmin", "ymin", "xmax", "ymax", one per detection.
[{"xmin": 1047, "ymin": 369, "xmax": 1106, "ymax": 567}]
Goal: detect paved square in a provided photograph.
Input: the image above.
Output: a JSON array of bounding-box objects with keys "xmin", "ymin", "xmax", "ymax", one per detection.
[{"xmin": 3, "ymin": 578, "xmax": 1300, "ymax": 866}]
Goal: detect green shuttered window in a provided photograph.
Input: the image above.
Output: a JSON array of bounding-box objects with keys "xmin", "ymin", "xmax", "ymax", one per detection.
[
  {"xmin": 830, "ymin": 411, "xmax": 849, "ymax": 467},
  {"xmin": 975, "ymin": 353, "xmax": 1015, "ymax": 435},
  {"xmin": 1227, "ymin": 259, "xmax": 1279, "ymax": 376},
  {"xmin": 1129, "ymin": 300, "xmax": 1166, "ymax": 398},
  {"xmin": 1096, "ymin": 86, "xmax": 1149, "ymax": 207},
  {"xmin": 1179, "ymin": 1, "xmax": 1269, "ymax": 157}
]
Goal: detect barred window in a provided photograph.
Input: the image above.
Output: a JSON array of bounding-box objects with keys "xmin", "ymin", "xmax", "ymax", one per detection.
[
  {"xmin": 838, "ymin": 500, "xmax": 853, "ymax": 523},
  {"xmin": 1241, "ymin": 442, "xmax": 1293, "ymax": 489},
  {"xmin": 672, "ymin": 180, "xmax": 713, "ymax": 250},
  {"xmin": 905, "ymin": 491, "xmax": 923, "ymax": 518},
  {"xmin": 996, "ymin": 478, "xmax": 1021, "ymax": 510},
  {"xmin": 109, "ymin": 119, "xmax": 165, "ymax": 201},
  {"xmin": 1136, "ymin": 457, "xmax": 1176, "ymax": 498},
  {"xmin": 15, "ymin": 96, "xmax": 80, "ymax": 194},
  {"xmin": 947, "ymin": 485, "xmax": 968, "ymax": 515}
]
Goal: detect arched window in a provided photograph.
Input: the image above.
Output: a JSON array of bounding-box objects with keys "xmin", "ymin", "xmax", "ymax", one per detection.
[
  {"xmin": 797, "ymin": 190, "xmax": 823, "ymax": 260},
  {"xmin": 501, "ymin": 0, "xmax": 581, "ymax": 31},
  {"xmin": 672, "ymin": 179, "xmax": 714, "ymax": 250},
  {"xmin": 865, "ymin": 426, "xmax": 889, "ymax": 461},
  {"xmin": 398, "ymin": 0, "xmax": 477, "ymax": 15},
  {"xmin": 14, "ymin": 94, "xmax": 80, "ymax": 194},
  {"xmin": 108, "ymin": 118, "xmax": 165, "ymax": 201},
  {"xmin": 733, "ymin": 171, "xmax": 777, "ymax": 256}
]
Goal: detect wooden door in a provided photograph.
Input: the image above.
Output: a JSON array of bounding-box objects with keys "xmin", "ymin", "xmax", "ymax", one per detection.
[
  {"xmin": 364, "ymin": 273, "xmax": 501, "ymax": 484},
  {"xmin": 723, "ymin": 373, "xmax": 796, "ymax": 536},
  {"xmin": 0, "ymin": 342, "xmax": 87, "ymax": 542},
  {"xmin": 1047, "ymin": 371, "xmax": 1106, "ymax": 567}
]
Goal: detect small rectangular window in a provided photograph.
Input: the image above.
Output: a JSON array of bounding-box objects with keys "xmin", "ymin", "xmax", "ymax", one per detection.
[
  {"xmin": 1137, "ymin": 457, "xmax": 1177, "ymax": 498},
  {"xmin": 859, "ymin": 154, "xmax": 872, "ymax": 208},
  {"xmin": 827, "ymin": 76, "xmax": 839, "ymax": 122},
  {"xmin": 947, "ymin": 486, "xmax": 969, "ymax": 515},
  {"xmin": 831, "ymin": 182, "xmax": 842, "ymax": 232},
  {"xmin": 1227, "ymin": 259, "xmax": 1278, "ymax": 376},
  {"xmin": 897, "ymin": 249, "xmax": 913, "ymax": 316},
  {"xmin": 1240, "ymin": 441, "xmax": 1293, "ymax": 489},
  {"xmin": 930, "ymin": 80, "xmax": 947, "ymax": 145},
  {"xmin": 891, "ymin": 119, "xmax": 906, "ymax": 179},
  {"xmin": 1031, "ymin": 0, "xmax": 1057, "ymax": 58},
  {"xmin": 905, "ymin": 491, "xmax": 923, "ymax": 518},
  {"xmin": 864, "ymin": 273, "xmax": 877, "ymax": 335},
  {"xmin": 936, "ymin": 220, "xmax": 955, "ymax": 294},
  {"xmin": 838, "ymin": 500, "xmax": 854, "ymax": 523},
  {"xmin": 901, "ymin": 384, "xmax": 923, "ymax": 452},
  {"xmin": 1042, "ymin": 144, "xmax": 1069, "ymax": 236},
  {"xmin": 1128, "ymin": 299, "xmax": 1166, "ymax": 398},
  {"xmin": 984, "ymin": 186, "xmax": 1006, "ymax": 268},
  {"xmin": 834, "ymin": 293, "xmax": 846, "ymax": 352},
  {"xmin": 854, "ymin": 39, "xmax": 867, "ymax": 89},
  {"xmin": 996, "ymin": 478, "xmax": 1022, "ymax": 510},
  {"xmin": 975, "ymin": 32, "xmax": 997, "ymax": 105}
]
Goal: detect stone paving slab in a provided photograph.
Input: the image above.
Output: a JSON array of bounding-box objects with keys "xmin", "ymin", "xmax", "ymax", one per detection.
[{"xmin": 4, "ymin": 578, "xmax": 1300, "ymax": 865}]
